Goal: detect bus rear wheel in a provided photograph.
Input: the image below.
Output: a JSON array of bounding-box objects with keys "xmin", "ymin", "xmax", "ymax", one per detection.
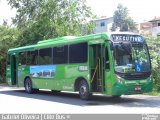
[
  {"xmin": 24, "ymin": 78, "xmax": 33, "ymax": 94},
  {"xmin": 79, "ymin": 80, "xmax": 90, "ymax": 100}
]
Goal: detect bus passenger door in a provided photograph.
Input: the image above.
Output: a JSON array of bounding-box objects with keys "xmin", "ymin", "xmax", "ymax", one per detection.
[
  {"xmin": 104, "ymin": 46, "xmax": 111, "ymax": 94},
  {"xmin": 10, "ymin": 55, "xmax": 17, "ymax": 85},
  {"xmin": 89, "ymin": 44, "xmax": 105, "ymax": 93},
  {"xmin": 6, "ymin": 54, "xmax": 11, "ymax": 85}
]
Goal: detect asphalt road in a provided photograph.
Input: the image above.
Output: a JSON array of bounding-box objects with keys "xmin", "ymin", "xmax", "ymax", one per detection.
[{"xmin": 0, "ymin": 84, "xmax": 160, "ymax": 114}]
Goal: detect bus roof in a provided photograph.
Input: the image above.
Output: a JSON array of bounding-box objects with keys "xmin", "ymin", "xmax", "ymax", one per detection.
[
  {"xmin": 8, "ymin": 45, "xmax": 35, "ymax": 54},
  {"xmin": 8, "ymin": 33, "xmax": 110, "ymax": 54},
  {"xmin": 36, "ymin": 33, "xmax": 110, "ymax": 49},
  {"xmin": 8, "ymin": 32, "xmax": 141, "ymax": 54}
]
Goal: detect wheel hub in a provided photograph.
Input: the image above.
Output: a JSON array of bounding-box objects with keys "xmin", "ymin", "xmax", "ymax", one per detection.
[
  {"xmin": 80, "ymin": 85, "xmax": 87, "ymax": 95},
  {"xmin": 26, "ymin": 81, "xmax": 31, "ymax": 91}
]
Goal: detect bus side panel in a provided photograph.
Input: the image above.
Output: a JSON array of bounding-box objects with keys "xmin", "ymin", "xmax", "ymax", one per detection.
[
  {"xmin": 64, "ymin": 64, "xmax": 89, "ymax": 91},
  {"xmin": 28, "ymin": 65, "xmax": 56, "ymax": 90},
  {"xmin": 18, "ymin": 65, "xmax": 30, "ymax": 87},
  {"xmin": 31, "ymin": 77, "xmax": 55, "ymax": 90},
  {"xmin": 28, "ymin": 64, "xmax": 67, "ymax": 90},
  {"xmin": 29, "ymin": 64, "xmax": 88, "ymax": 91}
]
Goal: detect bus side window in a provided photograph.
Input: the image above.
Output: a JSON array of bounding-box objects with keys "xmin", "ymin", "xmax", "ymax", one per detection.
[
  {"xmin": 26, "ymin": 50, "xmax": 38, "ymax": 65},
  {"xmin": 26, "ymin": 51, "xmax": 31, "ymax": 65},
  {"xmin": 31, "ymin": 50, "xmax": 38, "ymax": 65},
  {"xmin": 19, "ymin": 52, "xmax": 27, "ymax": 65},
  {"xmin": 106, "ymin": 47, "xmax": 110, "ymax": 69},
  {"xmin": 69, "ymin": 43, "xmax": 88, "ymax": 63},
  {"xmin": 38, "ymin": 48, "xmax": 52, "ymax": 65},
  {"xmin": 53, "ymin": 45, "xmax": 68, "ymax": 64}
]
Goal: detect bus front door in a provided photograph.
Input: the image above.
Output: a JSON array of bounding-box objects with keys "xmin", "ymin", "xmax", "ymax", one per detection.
[{"xmin": 89, "ymin": 44, "xmax": 105, "ymax": 93}]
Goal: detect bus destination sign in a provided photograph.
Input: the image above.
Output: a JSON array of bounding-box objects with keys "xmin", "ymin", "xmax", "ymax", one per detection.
[{"xmin": 111, "ymin": 34, "xmax": 144, "ymax": 43}]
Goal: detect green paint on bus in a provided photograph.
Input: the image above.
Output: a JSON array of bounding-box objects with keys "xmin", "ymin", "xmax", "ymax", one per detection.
[{"xmin": 6, "ymin": 32, "xmax": 153, "ymax": 100}]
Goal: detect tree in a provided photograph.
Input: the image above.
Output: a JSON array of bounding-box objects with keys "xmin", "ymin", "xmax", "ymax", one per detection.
[
  {"xmin": 0, "ymin": 25, "xmax": 19, "ymax": 83},
  {"xmin": 7, "ymin": 0, "xmax": 95, "ymax": 46},
  {"xmin": 111, "ymin": 4, "xmax": 137, "ymax": 32}
]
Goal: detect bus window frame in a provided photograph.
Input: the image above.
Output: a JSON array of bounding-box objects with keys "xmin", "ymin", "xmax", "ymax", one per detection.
[{"xmin": 105, "ymin": 45, "xmax": 110, "ymax": 71}]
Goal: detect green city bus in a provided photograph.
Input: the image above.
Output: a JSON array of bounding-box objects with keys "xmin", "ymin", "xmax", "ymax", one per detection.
[{"xmin": 6, "ymin": 32, "xmax": 153, "ymax": 100}]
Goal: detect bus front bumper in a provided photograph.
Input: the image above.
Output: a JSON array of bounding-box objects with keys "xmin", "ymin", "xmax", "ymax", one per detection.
[{"xmin": 112, "ymin": 81, "xmax": 153, "ymax": 96}]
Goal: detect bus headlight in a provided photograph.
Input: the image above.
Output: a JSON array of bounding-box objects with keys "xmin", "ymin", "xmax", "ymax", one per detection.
[{"xmin": 116, "ymin": 75, "xmax": 123, "ymax": 84}]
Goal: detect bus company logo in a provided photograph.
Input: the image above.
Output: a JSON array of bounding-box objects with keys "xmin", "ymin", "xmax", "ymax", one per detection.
[{"xmin": 142, "ymin": 114, "xmax": 159, "ymax": 120}]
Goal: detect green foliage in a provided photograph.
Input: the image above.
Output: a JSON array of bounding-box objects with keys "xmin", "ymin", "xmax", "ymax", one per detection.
[
  {"xmin": 0, "ymin": 25, "xmax": 19, "ymax": 83},
  {"xmin": 146, "ymin": 36, "xmax": 160, "ymax": 92},
  {"xmin": 111, "ymin": 4, "xmax": 137, "ymax": 32},
  {"xmin": 0, "ymin": 0, "xmax": 95, "ymax": 83},
  {"xmin": 7, "ymin": 0, "xmax": 95, "ymax": 46}
]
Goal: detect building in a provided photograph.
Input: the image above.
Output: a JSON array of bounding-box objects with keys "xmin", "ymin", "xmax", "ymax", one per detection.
[
  {"xmin": 149, "ymin": 17, "xmax": 160, "ymax": 37},
  {"xmin": 139, "ymin": 17, "xmax": 160, "ymax": 37},
  {"xmin": 93, "ymin": 17, "xmax": 113, "ymax": 33},
  {"xmin": 139, "ymin": 22, "xmax": 152, "ymax": 36}
]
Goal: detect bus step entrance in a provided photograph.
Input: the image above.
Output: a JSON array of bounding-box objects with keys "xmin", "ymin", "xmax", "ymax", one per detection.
[{"xmin": 90, "ymin": 45, "xmax": 104, "ymax": 92}]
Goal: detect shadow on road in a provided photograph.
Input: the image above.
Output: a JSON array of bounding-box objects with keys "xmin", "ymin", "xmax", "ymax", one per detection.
[{"xmin": 0, "ymin": 89, "xmax": 159, "ymax": 108}]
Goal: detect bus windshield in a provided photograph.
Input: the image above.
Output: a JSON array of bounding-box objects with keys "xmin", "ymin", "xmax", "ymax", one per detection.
[{"xmin": 112, "ymin": 36, "xmax": 151, "ymax": 73}]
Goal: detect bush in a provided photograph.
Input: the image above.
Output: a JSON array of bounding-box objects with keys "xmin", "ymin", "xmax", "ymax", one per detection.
[
  {"xmin": 146, "ymin": 36, "xmax": 160, "ymax": 92},
  {"xmin": 152, "ymin": 67, "xmax": 160, "ymax": 92}
]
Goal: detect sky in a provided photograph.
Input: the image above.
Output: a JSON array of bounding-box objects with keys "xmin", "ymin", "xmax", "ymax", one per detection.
[
  {"xmin": 0, "ymin": 0, "xmax": 160, "ymax": 25},
  {"xmin": 86, "ymin": 0, "xmax": 160, "ymax": 22},
  {"xmin": 0, "ymin": 0, "xmax": 16, "ymax": 25}
]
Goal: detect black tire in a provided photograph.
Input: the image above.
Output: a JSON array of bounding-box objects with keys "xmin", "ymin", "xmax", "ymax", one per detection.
[
  {"xmin": 33, "ymin": 88, "xmax": 39, "ymax": 93},
  {"xmin": 112, "ymin": 95, "xmax": 121, "ymax": 99},
  {"xmin": 24, "ymin": 78, "xmax": 33, "ymax": 94},
  {"xmin": 79, "ymin": 80, "xmax": 90, "ymax": 100},
  {"xmin": 51, "ymin": 90, "xmax": 61, "ymax": 94}
]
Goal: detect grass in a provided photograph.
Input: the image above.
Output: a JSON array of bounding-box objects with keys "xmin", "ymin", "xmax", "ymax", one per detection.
[
  {"xmin": 144, "ymin": 88, "xmax": 160, "ymax": 96},
  {"xmin": 146, "ymin": 92, "xmax": 160, "ymax": 96}
]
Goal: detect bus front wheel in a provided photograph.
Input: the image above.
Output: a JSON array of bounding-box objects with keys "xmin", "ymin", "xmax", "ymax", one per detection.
[
  {"xmin": 24, "ymin": 78, "xmax": 33, "ymax": 94},
  {"xmin": 79, "ymin": 80, "xmax": 90, "ymax": 100}
]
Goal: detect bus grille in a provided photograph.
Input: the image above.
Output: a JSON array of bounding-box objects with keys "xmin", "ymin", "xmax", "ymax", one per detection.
[{"xmin": 118, "ymin": 72, "xmax": 151, "ymax": 80}]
